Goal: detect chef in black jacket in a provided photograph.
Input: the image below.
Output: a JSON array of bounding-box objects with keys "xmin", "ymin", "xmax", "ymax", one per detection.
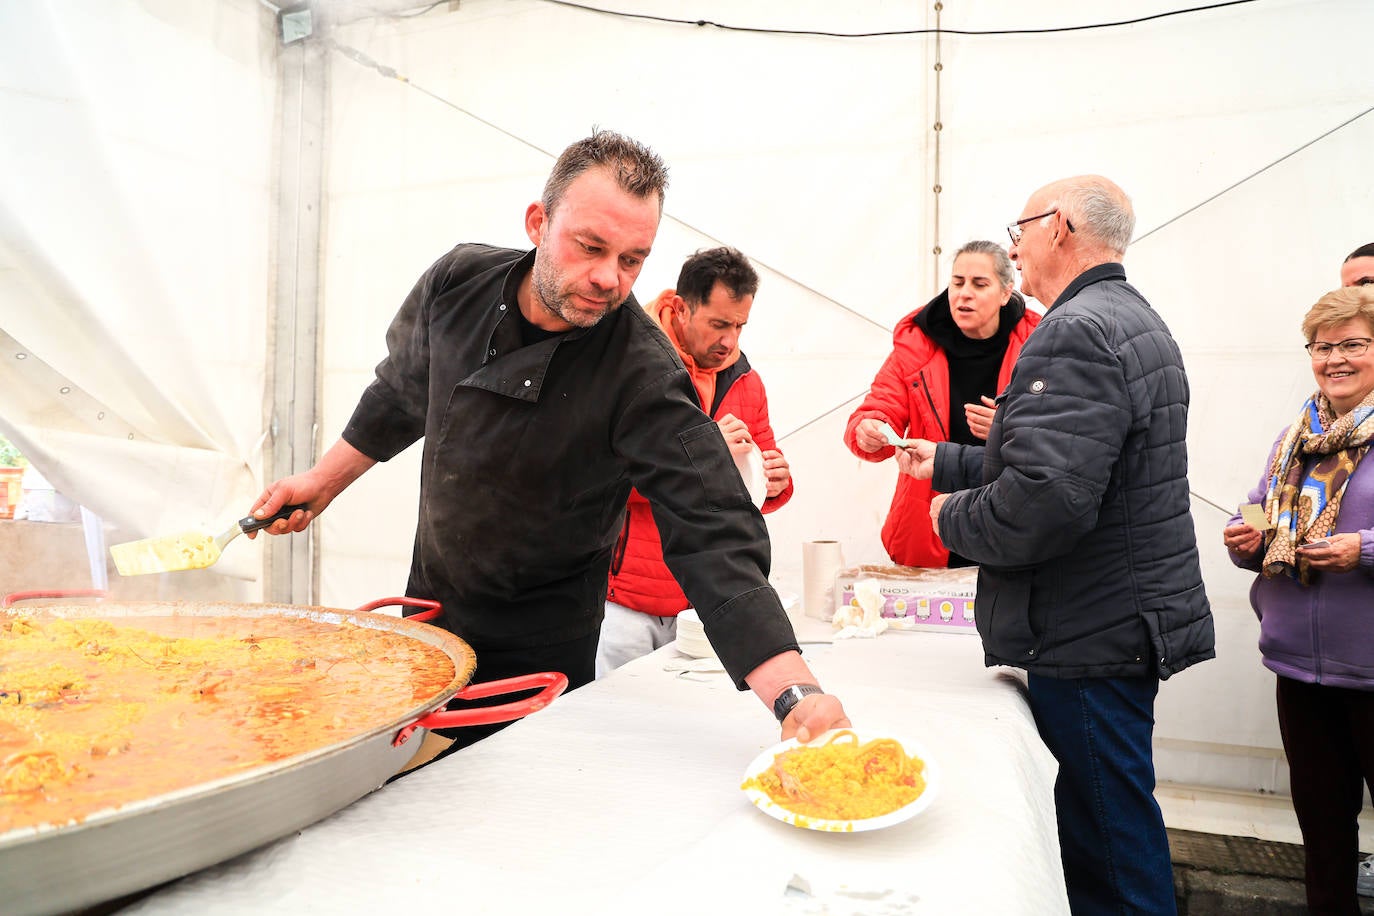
[{"xmin": 251, "ymin": 130, "xmax": 849, "ymax": 760}]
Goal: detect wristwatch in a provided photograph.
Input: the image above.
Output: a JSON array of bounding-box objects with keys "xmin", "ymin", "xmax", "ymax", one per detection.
[{"xmin": 772, "ymin": 684, "xmax": 824, "ymax": 723}]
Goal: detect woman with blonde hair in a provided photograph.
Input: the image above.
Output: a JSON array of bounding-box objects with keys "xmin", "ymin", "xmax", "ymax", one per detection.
[{"xmin": 1223, "ymin": 285, "xmax": 1374, "ymax": 914}]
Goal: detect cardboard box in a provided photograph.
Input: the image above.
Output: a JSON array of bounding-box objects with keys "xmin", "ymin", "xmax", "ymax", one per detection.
[
  {"xmin": 0, "ymin": 467, "xmax": 23, "ymax": 520},
  {"xmin": 833, "ymin": 563, "xmax": 978, "ymax": 634}
]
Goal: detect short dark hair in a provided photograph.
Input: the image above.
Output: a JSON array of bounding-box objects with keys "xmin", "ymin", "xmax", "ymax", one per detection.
[
  {"xmin": 675, "ymin": 247, "xmax": 759, "ymax": 309},
  {"xmin": 541, "ymin": 129, "xmax": 668, "ymax": 218},
  {"xmin": 1345, "ymin": 243, "xmax": 1374, "ymax": 262}
]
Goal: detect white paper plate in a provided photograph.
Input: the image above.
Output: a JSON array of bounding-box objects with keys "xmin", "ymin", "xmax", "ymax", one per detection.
[
  {"xmin": 734, "ymin": 446, "xmax": 767, "ymax": 508},
  {"xmin": 740, "ymin": 729, "xmax": 939, "ymax": 832},
  {"xmin": 673, "ymin": 608, "xmax": 716, "ymax": 659}
]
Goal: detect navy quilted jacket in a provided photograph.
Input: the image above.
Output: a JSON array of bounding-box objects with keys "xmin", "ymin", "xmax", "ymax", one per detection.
[{"xmin": 931, "ymin": 263, "xmax": 1215, "ymax": 679}]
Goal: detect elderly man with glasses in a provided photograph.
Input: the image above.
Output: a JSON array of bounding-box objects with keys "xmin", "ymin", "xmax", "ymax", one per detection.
[{"xmin": 898, "ymin": 175, "xmax": 1216, "ymax": 915}]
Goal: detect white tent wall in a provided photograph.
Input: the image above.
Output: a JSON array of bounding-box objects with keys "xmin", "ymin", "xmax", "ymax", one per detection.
[{"xmin": 0, "ymin": 0, "xmax": 279, "ymax": 595}]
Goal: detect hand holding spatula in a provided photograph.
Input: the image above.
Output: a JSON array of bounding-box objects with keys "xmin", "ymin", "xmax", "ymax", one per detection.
[{"xmin": 110, "ymin": 504, "xmax": 308, "ymax": 576}]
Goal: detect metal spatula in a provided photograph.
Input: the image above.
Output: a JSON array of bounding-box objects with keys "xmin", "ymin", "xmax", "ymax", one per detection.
[{"xmin": 110, "ymin": 504, "xmax": 308, "ymax": 576}]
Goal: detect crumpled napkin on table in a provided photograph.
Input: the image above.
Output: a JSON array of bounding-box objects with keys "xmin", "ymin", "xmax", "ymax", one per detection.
[
  {"xmin": 830, "ymin": 577, "xmax": 889, "ymax": 639},
  {"xmin": 663, "ymin": 656, "xmax": 726, "ymax": 678}
]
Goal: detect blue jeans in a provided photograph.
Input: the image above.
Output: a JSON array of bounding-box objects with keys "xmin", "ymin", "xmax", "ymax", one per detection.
[{"xmin": 1028, "ymin": 674, "xmax": 1175, "ymax": 916}]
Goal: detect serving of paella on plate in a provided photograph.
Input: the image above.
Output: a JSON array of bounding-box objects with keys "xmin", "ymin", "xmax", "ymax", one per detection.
[{"xmin": 740, "ymin": 728, "xmax": 939, "ymax": 833}]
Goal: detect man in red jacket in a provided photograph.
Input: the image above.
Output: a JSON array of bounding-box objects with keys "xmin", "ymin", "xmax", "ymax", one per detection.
[{"xmin": 598, "ymin": 247, "xmax": 794, "ymax": 675}]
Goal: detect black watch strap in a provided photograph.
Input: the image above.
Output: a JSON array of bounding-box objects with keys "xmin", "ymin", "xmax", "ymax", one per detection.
[{"xmin": 772, "ymin": 684, "xmax": 824, "ymax": 722}]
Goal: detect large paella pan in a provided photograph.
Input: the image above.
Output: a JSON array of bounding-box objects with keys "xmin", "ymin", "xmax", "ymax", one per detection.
[{"xmin": 0, "ymin": 598, "xmax": 565, "ymax": 916}]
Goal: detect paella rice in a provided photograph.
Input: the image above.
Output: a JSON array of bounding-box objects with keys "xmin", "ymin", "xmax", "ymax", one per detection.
[
  {"xmin": 741, "ymin": 729, "xmax": 926, "ymax": 821},
  {"xmin": 1, "ymin": 614, "xmax": 454, "ymax": 832}
]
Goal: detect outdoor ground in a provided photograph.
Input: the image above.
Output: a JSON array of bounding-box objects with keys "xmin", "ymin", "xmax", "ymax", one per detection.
[{"xmin": 1171, "ymin": 828, "xmax": 1374, "ymax": 915}]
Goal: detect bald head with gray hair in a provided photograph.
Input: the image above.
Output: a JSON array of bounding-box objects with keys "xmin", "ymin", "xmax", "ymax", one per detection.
[
  {"xmin": 1011, "ymin": 174, "xmax": 1137, "ymax": 306},
  {"xmin": 1053, "ymin": 176, "xmax": 1135, "ymax": 257}
]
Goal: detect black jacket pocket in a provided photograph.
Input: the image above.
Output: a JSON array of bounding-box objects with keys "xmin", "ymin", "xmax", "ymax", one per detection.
[
  {"xmin": 681, "ymin": 422, "xmax": 752, "ymax": 511},
  {"xmin": 976, "ymin": 566, "xmax": 1041, "ymax": 663}
]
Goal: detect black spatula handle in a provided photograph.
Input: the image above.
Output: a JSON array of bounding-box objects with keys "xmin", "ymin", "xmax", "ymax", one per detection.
[{"xmin": 238, "ymin": 504, "xmax": 310, "ymax": 534}]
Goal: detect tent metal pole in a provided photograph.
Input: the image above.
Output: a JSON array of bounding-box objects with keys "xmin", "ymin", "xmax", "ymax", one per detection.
[{"xmin": 266, "ymin": 14, "xmax": 327, "ymax": 605}]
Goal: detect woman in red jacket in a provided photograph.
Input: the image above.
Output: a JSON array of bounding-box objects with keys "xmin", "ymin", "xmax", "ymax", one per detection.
[{"xmin": 844, "ymin": 240, "xmax": 1039, "ymax": 568}]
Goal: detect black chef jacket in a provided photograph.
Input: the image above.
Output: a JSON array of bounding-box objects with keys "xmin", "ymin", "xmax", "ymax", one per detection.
[{"xmin": 343, "ymin": 244, "xmax": 799, "ymax": 688}]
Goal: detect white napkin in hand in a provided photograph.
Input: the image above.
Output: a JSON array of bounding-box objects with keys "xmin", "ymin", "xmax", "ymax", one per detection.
[{"xmin": 831, "ymin": 577, "xmax": 889, "ymax": 639}]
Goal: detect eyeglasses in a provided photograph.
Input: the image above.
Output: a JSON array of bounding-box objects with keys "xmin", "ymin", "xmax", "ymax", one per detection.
[
  {"xmin": 1006, "ymin": 208, "xmax": 1075, "ymax": 245},
  {"xmin": 1305, "ymin": 337, "xmax": 1373, "ymax": 360}
]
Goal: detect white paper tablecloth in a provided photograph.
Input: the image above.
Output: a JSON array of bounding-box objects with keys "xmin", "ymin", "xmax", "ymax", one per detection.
[{"xmin": 123, "ymin": 615, "xmax": 1067, "ymax": 915}]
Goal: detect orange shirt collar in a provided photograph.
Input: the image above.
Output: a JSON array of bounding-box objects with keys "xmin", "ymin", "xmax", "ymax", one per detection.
[{"xmin": 646, "ymin": 289, "xmax": 740, "ymax": 410}]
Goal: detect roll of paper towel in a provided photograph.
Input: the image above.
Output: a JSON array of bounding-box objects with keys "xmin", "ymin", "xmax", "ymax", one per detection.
[{"xmin": 802, "ymin": 540, "xmax": 845, "ymax": 620}]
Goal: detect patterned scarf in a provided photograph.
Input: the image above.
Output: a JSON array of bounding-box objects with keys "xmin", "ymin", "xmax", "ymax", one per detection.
[{"xmin": 1261, "ymin": 388, "xmax": 1374, "ymax": 582}]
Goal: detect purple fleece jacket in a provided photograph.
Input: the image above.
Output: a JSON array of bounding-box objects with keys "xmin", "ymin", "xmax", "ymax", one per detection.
[{"xmin": 1228, "ymin": 431, "xmax": 1374, "ymax": 691}]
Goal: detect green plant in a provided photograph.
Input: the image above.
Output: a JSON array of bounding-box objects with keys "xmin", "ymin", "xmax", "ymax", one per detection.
[{"xmin": 0, "ymin": 434, "xmax": 26, "ymax": 468}]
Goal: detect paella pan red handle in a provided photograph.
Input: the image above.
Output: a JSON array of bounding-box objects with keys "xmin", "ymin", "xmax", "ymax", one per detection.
[
  {"xmin": 3, "ymin": 588, "xmax": 107, "ymax": 607},
  {"xmin": 354, "ymin": 595, "xmax": 441, "ymax": 623},
  {"xmin": 393, "ymin": 671, "xmax": 568, "ymax": 746},
  {"xmin": 3, "ymin": 589, "xmax": 563, "ymax": 746},
  {"xmin": 355, "ymin": 598, "xmax": 568, "ymax": 743}
]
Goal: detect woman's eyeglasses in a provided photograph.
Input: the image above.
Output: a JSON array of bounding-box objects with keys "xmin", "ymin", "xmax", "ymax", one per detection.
[{"xmin": 1305, "ymin": 337, "xmax": 1373, "ymax": 360}]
